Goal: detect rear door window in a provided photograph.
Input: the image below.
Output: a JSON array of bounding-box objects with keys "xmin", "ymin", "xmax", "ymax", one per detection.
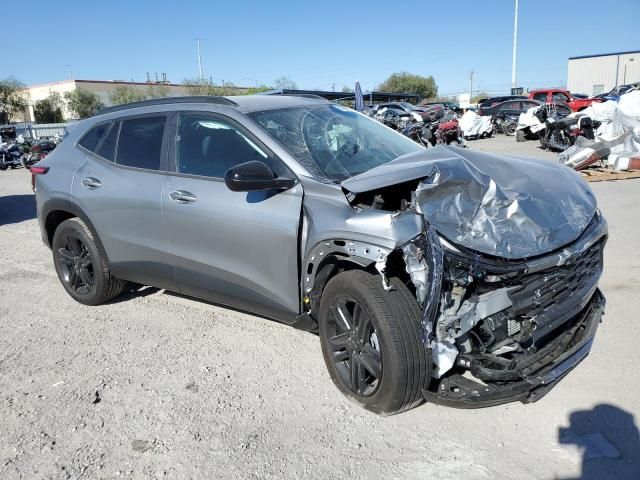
[
  {"xmin": 499, "ymin": 102, "xmax": 519, "ymax": 111},
  {"xmin": 116, "ymin": 116, "xmax": 166, "ymax": 170}
]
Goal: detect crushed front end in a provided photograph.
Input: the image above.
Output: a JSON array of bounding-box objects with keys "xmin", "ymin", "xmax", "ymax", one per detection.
[
  {"xmin": 340, "ymin": 147, "xmax": 609, "ymax": 408},
  {"xmin": 404, "ymin": 213, "xmax": 607, "ymax": 408}
]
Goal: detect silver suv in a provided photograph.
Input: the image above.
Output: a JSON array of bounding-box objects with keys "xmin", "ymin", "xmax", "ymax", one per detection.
[{"xmin": 35, "ymin": 95, "xmax": 607, "ymax": 414}]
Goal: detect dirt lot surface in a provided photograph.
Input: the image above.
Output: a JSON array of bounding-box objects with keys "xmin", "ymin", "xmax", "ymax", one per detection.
[{"xmin": 1, "ymin": 137, "xmax": 639, "ymax": 479}]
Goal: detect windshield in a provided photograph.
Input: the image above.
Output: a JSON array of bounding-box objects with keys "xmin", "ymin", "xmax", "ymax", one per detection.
[{"xmin": 248, "ymin": 104, "xmax": 423, "ymax": 182}]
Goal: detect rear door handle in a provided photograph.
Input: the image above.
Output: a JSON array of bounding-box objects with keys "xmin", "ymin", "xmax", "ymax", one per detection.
[
  {"xmin": 81, "ymin": 177, "xmax": 102, "ymax": 189},
  {"xmin": 169, "ymin": 190, "xmax": 197, "ymax": 204}
]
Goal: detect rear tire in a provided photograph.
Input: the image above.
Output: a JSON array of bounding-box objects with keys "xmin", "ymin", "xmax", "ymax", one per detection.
[
  {"xmin": 539, "ymin": 132, "xmax": 548, "ymax": 149},
  {"xmin": 318, "ymin": 270, "xmax": 430, "ymax": 415},
  {"xmin": 505, "ymin": 123, "xmax": 517, "ymax": 135},
  {"xmin": 516, "ymin": 130, "xmax": 525, "ymax": 142},
  {"xmin": 52, "ymin": 218, "xmax": 124, "ymax": 305}
]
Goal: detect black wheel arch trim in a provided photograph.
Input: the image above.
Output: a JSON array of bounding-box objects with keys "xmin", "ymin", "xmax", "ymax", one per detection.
[{"xmin": 41, "ymin": 198, "xmax": 111, "ymax": 265}]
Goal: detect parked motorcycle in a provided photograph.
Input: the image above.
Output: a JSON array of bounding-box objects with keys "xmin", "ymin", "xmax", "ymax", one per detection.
[
  {"xmin": 21, "ymin": 139, "xmax": 56, "ymax": 169},
  {"xmin": 435, "ymin": 118, "xmax": 465, "ymax": 146},
  {"xmin": 534, "ymin": 105, "xmax": 595, "ymax": 151},
  {"xmin": 0, "ymin": 144, "xmax": 24, "ymax": 170},
  {"xmin": 402, "ymin": 120, "xmax": 433, "ymax": 147},
  {"xmin": 492, "ymin": 112, "xmax": 518, "ymax": 135}
]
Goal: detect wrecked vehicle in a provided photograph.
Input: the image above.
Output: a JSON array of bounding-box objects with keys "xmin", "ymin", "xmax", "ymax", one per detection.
[
  {"xmin": 459, "ymin": 110, "xmax": 493, "ymax": 139},
  {"xmin": 35, "ymin": 95, "xmax": 607, "ymax": 414}
]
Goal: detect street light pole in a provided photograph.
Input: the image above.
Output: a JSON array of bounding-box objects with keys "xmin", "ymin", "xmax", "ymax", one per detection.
[
  {"xmin": 511, "ymin": 0, "xmax": 519, "ymax": 91},
  {"xmin": 470, "ymin": 70, "xmax": 474, "ymax": 101},
  {"xmin": 196, "ymin": 38, "xmax": 203, "ymax": 82}
]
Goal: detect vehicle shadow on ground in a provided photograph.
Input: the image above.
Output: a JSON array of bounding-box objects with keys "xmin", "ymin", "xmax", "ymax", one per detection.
[
  {"xmin": 557, "ymin": 403, "xmax": 640, "ymax": 480},
  {"xmin": 105, "ymin": 284, "xmax": 162, "ymax": 304},
  {"xmin": 0, "ymin": 194, "xmax": 36, "ymax": 226}
]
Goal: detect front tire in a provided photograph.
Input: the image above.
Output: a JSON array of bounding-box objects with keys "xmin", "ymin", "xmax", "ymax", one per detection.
[
  {"xmin": 52, "ymin": 218, "xmax": 124, "ymax": 305},
  {"xmin": 318, "ymin": 270, "xmax": 430, "ymax": 415}
]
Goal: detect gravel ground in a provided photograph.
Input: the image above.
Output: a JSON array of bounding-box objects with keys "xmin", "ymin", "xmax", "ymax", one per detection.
[{"xmin": 1, "ymin": 137, "xmax": 639, "ymax": 479}]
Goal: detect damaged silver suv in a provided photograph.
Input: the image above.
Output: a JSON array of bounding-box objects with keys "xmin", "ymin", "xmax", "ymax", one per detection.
[{"xmin": 35, "ymin": 95, "xmax": 606, "ymax": 414}]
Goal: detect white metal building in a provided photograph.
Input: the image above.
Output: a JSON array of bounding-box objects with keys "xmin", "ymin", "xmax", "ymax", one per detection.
[{"xmin": 567, "ymin": 50, "xmax": 640, "ymax": 96}]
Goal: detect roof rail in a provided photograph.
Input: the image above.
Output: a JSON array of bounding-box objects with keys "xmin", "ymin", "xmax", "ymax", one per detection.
[
  {"xmin": 283, "ymin": 93, "xmax": 328, "ymax": 101},
  {"xmin": 95, "ymin": 96, "xmax": 238, "ymax": 116},
  {"xmin": 259, "ymin": 90, "xmax": 328, "ymax": 101}
]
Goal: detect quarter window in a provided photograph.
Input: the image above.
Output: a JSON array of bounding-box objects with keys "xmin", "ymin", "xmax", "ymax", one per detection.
[
  {"xmin": 176, "ymin": 115, "xmax": 287, "ymax": 178},
  {"xmin": 116, "ymin": 116, "xmax": 166, "ymax": 170},
  {"xmin": 79, "ymin": 122, "xmax": 110, "ymax": 152},
  {"xmin": 96, "ymin": 122, "xmax": 119, "ymax": 162}
]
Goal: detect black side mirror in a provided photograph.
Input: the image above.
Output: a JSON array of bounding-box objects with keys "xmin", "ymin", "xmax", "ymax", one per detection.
[{"xmin": 224, "ymin": 161, "xmax": 295, "ymax": 192}]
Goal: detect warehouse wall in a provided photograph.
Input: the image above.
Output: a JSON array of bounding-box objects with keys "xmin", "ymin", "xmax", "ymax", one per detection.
[
  {"xmin": 568, "ymin": 52, "xmax": 639, "ymax": 96},
  {"xmin": 19, "ymin": 80, "xmax": 191, "ymax": 122}
]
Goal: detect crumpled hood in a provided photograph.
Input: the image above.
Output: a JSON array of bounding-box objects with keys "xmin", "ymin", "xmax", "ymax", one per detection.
[{"xmin": 342, "ymin": 146, "xmax": 597, "ymax": 259}]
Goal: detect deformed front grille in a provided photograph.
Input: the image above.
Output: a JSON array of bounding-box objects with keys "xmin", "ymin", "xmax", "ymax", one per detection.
[{"xmin": 507, "ymin": 240, "xmax": 604, "ymax": 342}]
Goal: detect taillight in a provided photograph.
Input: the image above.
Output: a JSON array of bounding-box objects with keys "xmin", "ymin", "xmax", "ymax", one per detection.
[{"xmin": 30, "ymin": 165, "xmax": 49, "ymax": 175}]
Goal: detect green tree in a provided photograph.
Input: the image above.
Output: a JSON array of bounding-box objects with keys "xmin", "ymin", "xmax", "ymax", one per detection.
[
  {"xmin": 341, "ymin": 85, "xmax": 354, "ymax": 93},
  {"xmin": 64, "ymin": 88, "xmax": 104, "ymax": 118},
  {"xmin": 33, "ymin": 92, "xmax": 64, "ymax": 123},
  {"xmin": 274, "ymin": 76, "xmax": 298, "ymax": 90},
  {"xmin": 377, "ymin": 72, "xmax": 437, "ymax": 100},
  {"xmin": 0, "ymin": 77, "xmax": 29, "ymax": 123},
  {"xmin": 109, "ymin": 85, "xmax": 147, "ymax": 105}
]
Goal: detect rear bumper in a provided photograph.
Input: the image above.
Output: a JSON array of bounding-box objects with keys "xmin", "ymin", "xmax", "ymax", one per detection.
[{"xmin": 423, "ymin": 289, "xmax": 605, "ymax": 408}]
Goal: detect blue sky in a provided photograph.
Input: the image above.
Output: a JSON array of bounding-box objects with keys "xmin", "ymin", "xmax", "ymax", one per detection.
[{"xmin": 3, "ymin": 0, "xmax": 638, "ymax": 96}]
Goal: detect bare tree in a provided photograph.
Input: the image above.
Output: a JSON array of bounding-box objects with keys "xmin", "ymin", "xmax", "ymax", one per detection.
[{"xmin": 274, "ymin": 76, "xmax": 298, "ymax": 90}]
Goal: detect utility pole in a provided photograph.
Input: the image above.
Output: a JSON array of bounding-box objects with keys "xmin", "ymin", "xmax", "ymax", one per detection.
[
  {"xmin": 196, "ymin": 38, "xmax": 203, "ymax": 82},
  {"xmin": 511, "ymin": 0, "xmax": 519, "ymax": 90},
  {"xmin": 65, "ymin": 64, "xmax": 73, "ymax": 80},
  {"xmin": 470, "ymin": 70, "xmax": 474, "ymax": 101}
]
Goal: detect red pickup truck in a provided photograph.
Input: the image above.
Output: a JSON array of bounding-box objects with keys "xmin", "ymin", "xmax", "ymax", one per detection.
[{"xmin": 528, "ymin": 89, "xmax": 602, "ymax": 112}]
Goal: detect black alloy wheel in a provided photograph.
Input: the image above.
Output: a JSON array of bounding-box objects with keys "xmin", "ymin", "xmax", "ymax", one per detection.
[
  {"xmin": 51, "ymin": 217, "xmax": 124, "ymax": 305},
  {"xmin": 326, "ymin": 295, "xmax": 382, "ymax": 397},
  {"xmin": 318, "ymin": 270, "xmax": 430, "ymax": 415},
  {"xmin": 56, "ymin": 232, "xmax": 94, "ymax": 295}
]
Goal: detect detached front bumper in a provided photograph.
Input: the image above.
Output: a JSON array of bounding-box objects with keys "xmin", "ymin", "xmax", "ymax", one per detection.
[{"xmin": 422, "ymin": 288, "xmax": 605, "ymax": 408}]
